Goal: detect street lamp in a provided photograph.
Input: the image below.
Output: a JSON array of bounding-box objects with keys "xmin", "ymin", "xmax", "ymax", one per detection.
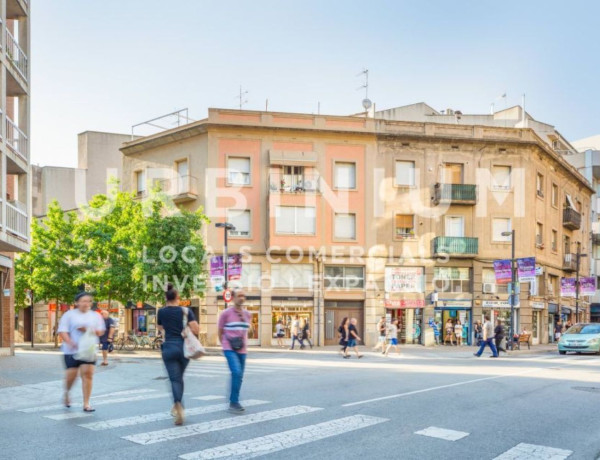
[
  {"xmin": 215, "ymin": 222, "xmax": 236, "ymax": 290},
  {"xmin": 502, "ymin": 230, "xmax": 516, "ymax": 350},
  {"xmin": 573, "ymin": 244, "xmax": 587, "ymax": 324}
]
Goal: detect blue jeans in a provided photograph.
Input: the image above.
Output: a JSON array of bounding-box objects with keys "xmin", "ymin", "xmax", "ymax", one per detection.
[
  {"xmin": 224, "ymin": 350, "xmax": 246, "ymax": 404},
  {"xmin": 475, "ymin": 338, "xmax": 498, "ymax": 357},
  {"xmin": 161, "ymin": 341, "xmax": 189, "ymax": 403},
  {"xmin": 290, "ymin": 334, "xmax": 300, "ymax": 349}
]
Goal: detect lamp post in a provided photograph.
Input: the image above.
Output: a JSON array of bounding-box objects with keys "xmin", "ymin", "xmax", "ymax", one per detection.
[
  {"xmin": 574, "ymin": 244, "xmax": 587, "ymax": 324},
  {"xmin": 215, "ymin": 222, "xmax": 236, "ymax": 291},
  {"xmin": 502, "ymin": 230, "xmax": 516, "ymax": 350}
]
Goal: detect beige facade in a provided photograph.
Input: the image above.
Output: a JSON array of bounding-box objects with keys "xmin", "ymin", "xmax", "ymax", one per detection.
[{"xmin": 120, "ymin": 108, "xmax": 593, "ymax": 348}]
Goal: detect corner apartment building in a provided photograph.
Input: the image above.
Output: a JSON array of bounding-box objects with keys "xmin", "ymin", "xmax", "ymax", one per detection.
[
  {"xmin": 0, "ymin": 0, "xmax": 29, "ymax": 355},
  {"xmin": 120, "ymin": 107, "xmax": 592, "ymax": 347}
]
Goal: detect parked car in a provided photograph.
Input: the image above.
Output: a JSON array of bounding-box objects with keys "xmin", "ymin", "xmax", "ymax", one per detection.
[{"xmin": 558, "ymin": 323, "xmax": 600, "ymax": 355}]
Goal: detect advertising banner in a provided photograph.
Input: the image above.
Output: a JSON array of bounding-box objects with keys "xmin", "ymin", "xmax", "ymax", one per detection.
[
  {"xmin": 560, "ymin": 278, "xmax": 576, "ymax": 297},
  {"xmin": 210, "ymin": 254, "xmax": 243, "ymax": 287},
  {"xmin": 517, "ymin": 257, "xmax": 536, "ymax": 283},
  {"xmin": 493, "ymin": 259, "xmax": 512, "ymax": 284},
  {"xmin": 580, "ymin": 277, "xmax": 597, "ymax": 296}
]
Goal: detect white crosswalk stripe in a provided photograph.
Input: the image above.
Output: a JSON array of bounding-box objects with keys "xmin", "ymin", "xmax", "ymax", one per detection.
[
  {"xmin": 493, "ymin": 443, "xmax": 573, "ymax": 459},
  {"xmin": 78, "ymin": 400, "xmax": 269, "ymax": 431},
  {"xmin": 20, "ymin": 392, "xmax": 170, "ymax": 413},
  {"xmin": 179, "ymin": 415, "xmax": 388, "ymax": 459},
  {"xmin": 415, "ymin": 426, "xmax": 470, "ymax": 441},
  {"xmin": 193, "ymin": 395, "xmax": 225, "ymax": 401},
  {"xmin": 122, "ymin": 405, "xmax": 322, "ymax": 445},
  {"xmin": 44, "ymin": 412, "xmax": 95, "ymax": 421}
]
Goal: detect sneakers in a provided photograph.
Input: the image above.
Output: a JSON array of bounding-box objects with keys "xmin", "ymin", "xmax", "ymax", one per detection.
[
  {"xmin": 473, "ymin": 353, "xmax": 481, "ymax": 357},
  {"xmin": 228, "ymin": 403, "xmax": 245, "ymax": 414}
]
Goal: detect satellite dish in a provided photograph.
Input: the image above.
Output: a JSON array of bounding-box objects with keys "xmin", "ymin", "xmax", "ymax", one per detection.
[{"xmin": 362, "ymin": 98, "xmax": 372, "ymax": 110}]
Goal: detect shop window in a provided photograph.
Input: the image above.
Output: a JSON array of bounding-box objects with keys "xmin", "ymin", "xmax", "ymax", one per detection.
[
  {"xmin": 395, "ymin": 214, "xmax": 415, "ymax": 238},
  {"xmin": 324, "ymin": 266, "xmax": 365, "ymax": 289},
  {"xmin": 434, "ymin": 267, "xmax": 470, "ymax": 293},
  {"xmin": 227, "ymin": 157, "xmax": 251, "ymax": 185},
  {"xmin": 272, "ymin": 306, "xmax": 312, "ymax": 340},
  {"xmin": 238, "ymin": 263, "xmax": 261, "ymax": 289},
  {"xmin": 271, "ymin": 264, "xmax": 314, "ymax": 289}
]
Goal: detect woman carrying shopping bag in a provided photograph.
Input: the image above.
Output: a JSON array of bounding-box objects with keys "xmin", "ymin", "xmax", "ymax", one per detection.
[{"xmin": 157, "ymin": 283, "xmax": 199, "ymax": 425}]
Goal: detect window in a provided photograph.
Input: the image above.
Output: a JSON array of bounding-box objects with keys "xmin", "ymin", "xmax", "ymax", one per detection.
[
  {"xmin": 551, "ymin": 183, "xmax": 559, "ymax": 207},
  {"xmin": 395, "ymin": 214, "xmax": 415, "ymax": 238},
  {"xmin": 482, "ymin": 269, "xmax": 508, "ymax": 294},
  {"xmin": 548, "ymin": 275, "xmax": 558, "ymax": 295},
  {"xmin": 275, "ymin": 206, "xmax": 316, "ymax": 235},
  {"xmin": 334, "ymin": 213, "xmax": 356, "ymax": 240},
  {"xmin": 434, "ymin": 267, "xmax": 470, "ymax": 293},
  {"xmin": 445, "ymin": 216, "xmax": 464, "ymax": 237},
  {"xmin": 324, "ymin": 266, "xmax": 365, "ymax": 289},
  {"xmin": 334, "ymin": 162, "xmax": 356, "ymax": 189},
  {"xmin": 551, "ymin": 230, "xmax": 558, "ymax": 251},
  {"xmin": 281, "ymin": 166, "xmax": 304, "ymax": 192},
  {"xmin": 271, "ymin": 264, "xmax": 313, "ymax": 289},
  {"xmin": 135, "ymin": 170, "xmax": 146, "ymax": 196},
  {"xmin": 564, "ymin": 235, "xmax": 571, "ymax": 254},
  {"xmin": 395, "ymin": 161, "xmax": 415, "ymax": 186},
  {"xmin": 227, "ymin": 157, "xmax": 251, "ymax": 185},
  {"xmin": 492, "ymin": 218, "xmax": 511, "ymax": 242},
  {"xmin": 226, "ymin": 209, "xmax": 251, "ymax": 237},
  {"xmin": 442, "ymin": 163, "xmax": 463, "ymax": 184},
  {"xmin": 240, "ymin": 264, "xmax": 261, "ymax": 289},
  {"xmin": 536, "ymin": 173, "xmax": 544, "ymax": 197},
  {"xmin": 176, "ymin": 160, "xmax": 189, "ymax": 194},
  {"xmin": 536, "ymin": 222, "xmax": 543, "ymax": 246},
  {"xmin": 491, "ymin": 166, "xmax": 511, "ymax": 190}
]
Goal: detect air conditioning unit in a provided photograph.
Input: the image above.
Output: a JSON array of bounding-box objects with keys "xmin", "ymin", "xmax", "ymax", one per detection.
[{"xmin": 483, "ymin": 283, "xmax": 496, "ymax": 294}]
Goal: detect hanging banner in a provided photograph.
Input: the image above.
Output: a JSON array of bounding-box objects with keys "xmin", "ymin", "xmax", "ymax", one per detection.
[
  {"xmin": 493, "ymin": 259, "xmax": 512, "ymax": 284},
  {"xmin": 210, "ymin": 254, "xmax": 243, "ymax": 282},
  {"xmin": 580, "ymin": 277, "xmax": 597, "ymax": 296},
  {"xmin": 517, "ymin": 257, "xmax": 536, "ymax": 283},
  {"xmin": 560, "ymin": 278, "xmax": 576, "ymax": 297}
]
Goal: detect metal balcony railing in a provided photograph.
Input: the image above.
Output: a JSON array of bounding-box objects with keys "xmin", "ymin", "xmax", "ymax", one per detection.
[
  {"xmin": 269, "ymin": 173, "xmax": 320, "ymax": 194},
  {"xmin": 6, "ymin": 116, "xmax": 28, "ymax": 161},
  {"xmin": 433, "ymin": 183, "xmax": 477, "ymax": 205},
  {"xmin": 562, "ymin": 253, "xmax": 578, "ymax": 271},
  {"xmin": 433, "ymin": 236, "xmax": 479, "ymax": 256},
  {"xmin": 563, "ymin": 207, "xmax": 581, "ymax": 230},
  {"xmin": 5, "ymin": 28, "xmax": 28, "ymax": 80},
  {"xmin": 5, "ymin": 201, "xmax": 28, "ymax": 240}
]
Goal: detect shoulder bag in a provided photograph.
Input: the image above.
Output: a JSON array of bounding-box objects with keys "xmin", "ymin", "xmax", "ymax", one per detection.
[{"xmin": 181, "ymin": 307, "xmax": 205, "ymax": 359}]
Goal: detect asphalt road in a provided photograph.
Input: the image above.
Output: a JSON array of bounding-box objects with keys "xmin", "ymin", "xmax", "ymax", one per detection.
[{"xmin": 1, "ymin": 347, "xmax": 599, "ymax": 460}]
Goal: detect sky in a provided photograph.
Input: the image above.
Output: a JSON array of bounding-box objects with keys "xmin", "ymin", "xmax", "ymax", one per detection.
[{"xmin": 32, "ymin": 0, "xmax": 600, "ymax": 167}]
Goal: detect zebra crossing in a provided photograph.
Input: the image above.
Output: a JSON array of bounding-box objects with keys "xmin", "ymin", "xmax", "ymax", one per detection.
[{"xmin": 183, "ymin": 360, "xmax": 300, "ymax": 380}]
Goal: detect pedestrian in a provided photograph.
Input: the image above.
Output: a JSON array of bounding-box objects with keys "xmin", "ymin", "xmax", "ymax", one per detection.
[
  {"xmin": 494, "ymin": 319, "xmax": 507, "ymax": 354},
  {"xmin": 474, "ymin": 320, "xmax": 483, "ymax": 346},
  {"xmin": 384, "ymin": 319, "xmax": 400, "ymax": 356},
  {"xmin": 218, "ymin": 288, "xmax": 251, "ymax": 414},
  {"xmin": 289, "ymin": 315, "xmax": 301, "ymax": 350},
  {"xmin": 372, "ymin": 316, "xmax": 387, "ymax": 353},
  {"xmin": 445, "ymin": 319, "xmax": 454, "ymax": 345},
  {"xmin": 338, "ymin": 317, "xmax": 349, "ymax": 357},
  {"xmin": 433, "ymin": 321, "xmax": 441, "ymax": 346},
  {"xmin": 275, "ymin": 319, "xmax": 285, "ymax": 348},
  {"xmin": 473, "ymin": 315, "xmax": 499, "ymax": 358},
  {"xmin": 99, "ymin": 310, "xmax": 116, "ymax": 366},
  {"xmin": 57, "ymin": 292, "xmax": 106, "ymax": 412},
  {"xmin": 157, "ymin": 283, "xmax": 199, "ymax": 425},
  {"xmin": 454, "ymin": 319, "xmax": 463, "ymax": 346},
  {"xmin": 300, "ymin": 319, "xmax": 313, "ymax": 349},
  {"xmin": 554, "ymin": 321, "xmax": 563, "ymax": 342},
  {"xmin": 346, "ymin": 318, "xmax": 363, "ymax": 359}
]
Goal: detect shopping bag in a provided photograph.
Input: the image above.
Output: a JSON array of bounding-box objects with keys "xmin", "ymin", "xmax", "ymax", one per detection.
[
  {"xmin": 75, "ymin": 329, "xmax": 97, "ymax": 362},
  {"xmin": 181, "ymin": 307, "xmax": 205, "ymax": 359}
]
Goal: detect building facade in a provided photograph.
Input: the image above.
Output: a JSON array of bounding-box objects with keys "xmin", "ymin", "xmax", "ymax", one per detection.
[
  {"xmin": 0, "ymin": 0, "xmax": 29, "ymax": 355},
  {"xmin": 120, "ymin": 108, "xmax": 593, "ymax": 347}
]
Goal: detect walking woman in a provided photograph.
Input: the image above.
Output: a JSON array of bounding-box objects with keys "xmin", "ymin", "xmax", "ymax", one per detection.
[
  {"xmin": 338, "ymin": 317, "xmax": 349, "ymax": 357},
  {"xmin": 495, "ymin": 319, "xmax": 507, "ymax": 354},
  {"xmin": 58, "ymin": 292, "xmax": 106, "ymax": 412},
  {"xmin": 300, "ymin": 319, "xmax": 313, "ymax": 349},
  {"xmin": 275, "ymin": 319, "xmax": 285, "ymax": 348},
  {"xmin": 445, "ymin": 319, "xmax": 455, "ymax": 346},
  {"xmin": 455, "ymin": 320, "xmax": 463, "ymax": 346},
  {"xmin": 157, "ymin": 283, "xmax": 199, "ymax": 425}
]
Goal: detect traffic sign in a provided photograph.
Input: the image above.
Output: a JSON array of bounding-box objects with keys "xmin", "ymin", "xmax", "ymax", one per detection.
[{"xmin": 223, "ymin": 289, "xmax": 233, "ymax": 303}]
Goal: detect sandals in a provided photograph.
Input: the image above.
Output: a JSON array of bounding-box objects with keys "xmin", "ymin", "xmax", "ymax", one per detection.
[
  {"xmin": 63, "ymin": 394, "xmax": 71, "ymax": 408},
  {"xmin": 83, "ymin": 407, "xmax": 96, "ymax": 412},
  {"xmin": 100, "ymin": 362, "xmax": 109, "ymax": 366}
]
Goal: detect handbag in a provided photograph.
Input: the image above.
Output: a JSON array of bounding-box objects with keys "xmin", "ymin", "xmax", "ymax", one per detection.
[
  {"xmin": 181, "ymin": 307, "xmax": 205, "ymax": 359},
  {"xmin": 227, "ymin": 309, "xmax": 247, "ymax": 351}
]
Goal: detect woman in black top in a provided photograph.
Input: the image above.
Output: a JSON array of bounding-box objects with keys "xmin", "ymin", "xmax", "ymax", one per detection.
[
  {"xmin": 157, "ymin": 283, "xmax": 199, "ymax": 425},
  {"xmin": 494, "ymin": 319, "xmax": 507, "ymax": 354}
]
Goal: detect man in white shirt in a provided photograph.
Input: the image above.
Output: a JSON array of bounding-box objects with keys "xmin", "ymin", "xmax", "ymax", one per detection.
[
  {"xmin": 289, "ymin": 316, "xmax": 301, "ymax": 350},
  {"xmin": 473, "ymin": 315, "xmax": 499, "ymax": 358}
]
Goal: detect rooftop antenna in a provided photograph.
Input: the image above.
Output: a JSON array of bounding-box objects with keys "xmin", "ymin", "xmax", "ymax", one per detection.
[
  {"xmin": 236, "ymin": 85, "xmax": 248, "ymax": 110},
  {"xmin": 356, "ymin": 68, "xmax": 372, "ymax": 116}
]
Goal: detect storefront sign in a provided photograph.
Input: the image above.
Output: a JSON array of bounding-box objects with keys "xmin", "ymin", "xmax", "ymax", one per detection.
[
  {"xmin": 535, "ymin": 265, "xmax": 544, "ymax": 276},
  {"xmin": 384, "ymin": 298, "xmax": 425, "ymax": 309},
  {"xmin": 517, "ymin": 257, "xmax": 536, "ymax": 283},
  {"xmin": 493, "ymin": 260, "xmax": 512, "ymax": 284},
  {"xmin": 384, "ymin": 267, "xmax": 424, "ymax": 293},
  {"xmin": 580, "ymin": 277, "xmax": 597, "ymax": 296},
  {"xmin": 482, "ymin": 300, "xmax": 513, "ymax": 309},
  {"xmin": 531, "ymin": 301, "xmax": 545, "ymax": 310},
  {"xmin": 560, "ymin": 278, "xmax": 576, "ymax": 297},
  {"xmin": 436, "ymin": 300, "xmax": 471, "ymax": 308}
]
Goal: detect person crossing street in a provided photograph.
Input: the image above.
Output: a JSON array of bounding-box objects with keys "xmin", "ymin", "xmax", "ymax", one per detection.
[{"xmin": 473, "ymin": 315, "xmax": 499, "ymax": 358}]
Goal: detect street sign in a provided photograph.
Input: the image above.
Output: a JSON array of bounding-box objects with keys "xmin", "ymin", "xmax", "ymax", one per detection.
[{"xmin": 223, "ymin": 289, "xmax": 233, "ymax": 303}]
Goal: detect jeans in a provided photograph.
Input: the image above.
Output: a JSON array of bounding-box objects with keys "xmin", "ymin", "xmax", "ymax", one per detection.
[
  {"xmin": 224, "ymin": 350, "xmax": 246, "ymax": 404},
  {"xmin": 161, "ymin": 341, "xmax": 189, "ymax": 404},
  {"xmin": 290, "ymin": 334, "xmax": 300, "ymax": 349},
  {"xmin": 475, "ymin": 338, "xmax": 498, "ymax": 357}
]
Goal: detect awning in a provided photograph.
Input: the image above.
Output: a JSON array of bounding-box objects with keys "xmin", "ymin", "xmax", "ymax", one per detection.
[
  {"xmin": 566, "ymin": 194, "xmax": 578, "ymax": 211},
  {"xmin": 0, "ymin": 255, "xmax": 13, "ymax": 269},
  {"xmin": 269, "ymin": 150, "xmax": 317, "ymax": 166}
]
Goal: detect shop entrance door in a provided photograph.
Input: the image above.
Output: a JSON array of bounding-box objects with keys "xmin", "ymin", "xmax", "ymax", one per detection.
[
  {"xmin": 247, "ymin": 307, "xmax": 260, "ymax": 346},
  {"xmin": 532, "ymin": 311, "xmax": 540, "ymax": 344},
  {"xmin": 324, "ymin": 307, "xmax": 362, "ymax": 345},
  {"xmin": 548, "ymin": 314, "xmax": 555, "ymax": 343},
  {"xmin": 437, "ymin": 309, "xmax": 471, "ymax": 345},
  {"xmin": 387, "ymin": 309, "xmax": 423, "ymax": 344}
]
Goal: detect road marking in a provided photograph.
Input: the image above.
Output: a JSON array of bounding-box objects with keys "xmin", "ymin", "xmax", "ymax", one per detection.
[
  {"xmin": 185, "ymin": 374, "xmax": 220, "ymax": 379},
  {"xmin": 493, "ymin": 443, "xmax": 572, "ymax": 459},
  {"xmin": 415, "ymin": 426, "xmax": 469, "ymax": 441},
  {"xmin": 179, "ymin": 414, "xmax": 388, "ymax": 459},
  {"xmin": 122, "ymin": 405, "xmax": 322, "ymax": 445},
  {"xmin": 44, "ymin": 412, "xmax": 94, "ymax": 421},
  {"xmin": 93, "ymin": 389, "xmax": 157, "ymax": 398},
  {"xmin": 20, "ymin": 392, "xmax": 171, "ymax": 413},
  {"xmin": 193, "ymin": 395, "xmax": 225, "ymax": 401},
  {"xmin": 342, "ymin": 369, "xmax": 538, "ymax": 407},
  {"xmin": 79, "ymin": 400, "xmax": 269, "ymax": 431}
]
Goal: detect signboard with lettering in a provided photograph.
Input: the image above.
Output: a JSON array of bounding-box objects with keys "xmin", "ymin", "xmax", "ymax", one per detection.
[
  {"xmin": 385, "ymin": 267, "xmax": 424, "ymax": 293},
  {"xmin": 384, "ymin": 298, "xmax": 425, "ymax": 309}
]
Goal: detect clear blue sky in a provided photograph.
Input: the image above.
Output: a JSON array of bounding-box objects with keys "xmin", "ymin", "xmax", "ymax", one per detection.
[{"xmin": 32, "ymin": 0, "xmax": 600, "ymax": 167}]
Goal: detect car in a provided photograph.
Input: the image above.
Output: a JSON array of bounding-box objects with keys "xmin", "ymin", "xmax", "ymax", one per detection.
[{"xmin": 557, "ymin": 323, "xmax": 600, "ymax": 355}]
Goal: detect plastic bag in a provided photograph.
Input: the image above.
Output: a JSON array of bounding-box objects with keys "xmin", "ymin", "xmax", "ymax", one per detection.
[
  {"xmin": 183, "ymin": 328, "xmax": 205, "ymax": 359},
  {"xmin": 75, "ymin": 329, "xmax": 97, "ymax": 362}
]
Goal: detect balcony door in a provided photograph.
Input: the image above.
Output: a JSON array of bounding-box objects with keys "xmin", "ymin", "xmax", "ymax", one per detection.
[
  {"xmin": 445, "ymin": 216, "xmax": 464, "ymax": 237},
  {"xmin": 282, "ymin": 166, "xmax": 304, "ymax": 192},
  {"xmin": 176, "ymin": 160, "xmax": 188, "ymax": 194},
  {"xmin": 442, "ymin": 163, "xmax": 463, "ymax": 184}
]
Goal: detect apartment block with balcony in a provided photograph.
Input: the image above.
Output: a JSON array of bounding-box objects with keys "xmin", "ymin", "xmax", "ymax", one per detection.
[{"xmin": 0, "ymin": 0, "xmax": 29, "ymax": 355}]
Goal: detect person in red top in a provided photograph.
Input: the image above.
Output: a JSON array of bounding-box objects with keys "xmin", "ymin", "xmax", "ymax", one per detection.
[{"xmin": 218, "ymin": 288, "xmax": 251, "ymax": 413}]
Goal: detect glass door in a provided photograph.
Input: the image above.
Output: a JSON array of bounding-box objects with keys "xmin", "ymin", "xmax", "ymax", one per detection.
[
  {"xmin": 247, "ymin": 306, "xmax": 260, "ymax": 346},
  {"xmin": 532, "ymin": 311, "xmax": 540, "ymax": 344}
]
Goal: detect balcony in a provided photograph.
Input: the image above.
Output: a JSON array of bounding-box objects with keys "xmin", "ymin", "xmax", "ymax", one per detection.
[
  {"xmin": 433, "ymin": 183, "xmax": 477, "ymax": 205},
  {"xmin": 5, "ymin": 200, "xmax": 28, "ymax": 240},
  {"xmin": 563, "ymin": 253, "xmax": 578, "ymax": 272},
  {"xmin": 5, "ymin": 29, "xmax": 28, "ymax": 82},
  {"xmin": 269, "ymin": 173, "xmax": 320, "ymax": 194},
  {"xmin": 159, "ymin": 175, "xmax": 198, "ymax": 203},
  {"xmin": 563, "ymin": 207, "xmax": 581, "ymax": 230},
  {"xmin": 433, "ymin": 236, "xmax": 479, "ymax": 257},
  {"xmin": 6, "ymin": 117, "xmax": 28, "ymax": 162}
]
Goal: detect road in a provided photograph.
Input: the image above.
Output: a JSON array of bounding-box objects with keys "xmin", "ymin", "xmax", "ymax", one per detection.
[{"xmin": 0, "ymin": 347, "xmax": 599, "ymax": 460}]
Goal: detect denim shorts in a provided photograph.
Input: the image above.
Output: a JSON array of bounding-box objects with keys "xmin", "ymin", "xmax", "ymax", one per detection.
[
  {"xmin": 347, "ymin": 339, "xmax": 357, "ymax": 348},
  {"xmin": 390, "ymin": 338, "xmax": 398, "ymax": 346},
  {"xmin": 64, "ymin": 354, "xmax": 96, "ymax": 369}
]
